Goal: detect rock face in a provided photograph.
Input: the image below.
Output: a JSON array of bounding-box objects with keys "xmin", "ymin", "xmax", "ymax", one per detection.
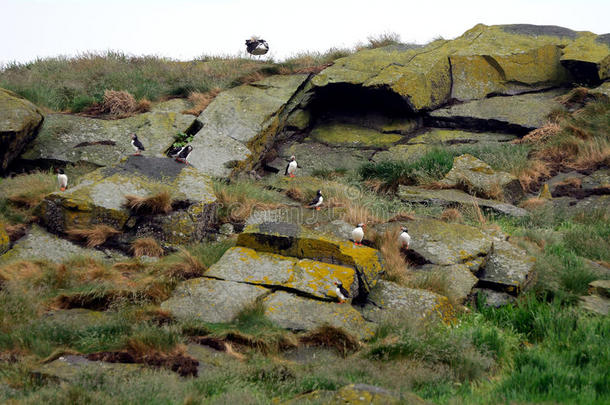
[
  {"xmin": 263, "ymin": 291, "xmax": 375, "ymax": 339},
  {"xmin": 312, "ymin": 24, "xmax": 609, "ymax": 111},
  {"xmin": 37, "ymin": 156, "xmax": 216, "ymax": 245},
  {"xmin": 476, "ymin": 239, "xmax": 536, "ymax": 294},
  {"xmin": 440, "ymin": 154, "xmax": 525, "ymax": 203},
  {"xmin": 188, "ymin": 75, "xmax": 311, "ymax": 176},
  {"xmin": 0, "ymin": 225, "xmax": 127, "ymax": 264},
  {"xmin": 429, "ymin": 89, "xmax": 565, "ymax": 134},
  {"xmin": 360, "ymin": 280, "xmax": 455, "ymax": 324},
  {"xmin": 21, "ymin": 103, "xmax": 194, "ymax": 167},
  {"xmin": 0, "ymin": 88, "xmax": 44, "ymax": 171},
  {"xmin": 236, "ymin": 222, "xmax": 384, "ymax": 293},
  {"xmin": 398, "ymin": 186, "xmax": 528, "ymax": 217}
]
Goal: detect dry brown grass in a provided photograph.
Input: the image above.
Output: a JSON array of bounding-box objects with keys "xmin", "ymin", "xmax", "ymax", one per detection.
[
  {"xmin": 557, "ymin": 177, "xmax": 582, "ymax": 188},
  {"xmin": 377, "ymin": 227, "xmax": 409, "ymax": 285},
  {"xmin": 124, "ymin": 192, "xmax": 172, "ymax": 215},
  {"xmin": 519, "ymin": 197, "xmax": 548, "ymax": 210},
  {"xmin": 285, "ymin": 187, "xmax": 305, "ymax": 202},
  {"xmin": 136, "ymin": 98, "xmax": 151, "ymax": 113},
  {"xmin": 183, "ymin": 88, "xmax": 221, "ymax": 116},
  {"xmin": 214, "ymin": 188, "xmax": 284, "ymax": 223},
  {"xmin": 66, "ymin": 225, "xmax": 121, "ymax": 248},
  {"xmin": 516, "ymin": 159, "xmax": 553, "ymax": 191},
  {"xmin": 299, "ymin": 325, "xmax": 360, "ymax": 357},
  {"xmin": 101, "ymin": 89, "xmax": 137, "ymax": 116},
  {"xmin": 165, "ymin": 249, "xmax": 207, "ymax": 280},
  {"xmin": 4, "ymin": 224, "xmax": 27, "ymax": 242},
  {"xmin": 238, "ymin": 71, "xmax": 266, "ymax": 85},
  {"xmin": 440, "ymin": 208, "xmax": 463, "ymax": 223},
  {"xmin": 131, "ymin": 238, "xmax": 164, "ymax": 258},
  {"xmin": 516, "ymin": 122, "xmax": 561, "ymax": 144},
  {"xmin": 387, "ymin": 212, "xmax": 415, "ymax": 223},
  {"xmin": 557, "ymin": 87, "xmax": 590, "ymax": 106}
]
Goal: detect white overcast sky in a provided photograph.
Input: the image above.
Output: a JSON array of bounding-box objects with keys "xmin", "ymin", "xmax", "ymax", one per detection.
[{"xmin": 1, "ymin": 0, "xmax": 609, "ymax": 65}]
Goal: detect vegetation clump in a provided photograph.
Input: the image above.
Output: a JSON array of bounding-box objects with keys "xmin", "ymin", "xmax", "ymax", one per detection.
[
  {"xmin": 124, "ymin": 191, "xmax": 172, "ymax": 215},
  {"xmin": 66, "ymin": 225, "xmax": 121, "ymax": 248}
]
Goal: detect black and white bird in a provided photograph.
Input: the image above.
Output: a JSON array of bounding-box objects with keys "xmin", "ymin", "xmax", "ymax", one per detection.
[
  {"xmin": 352, "ymin": 223, "xmax": 365, "ymax": 246},
  {"xmin": 285, "ymin": 155, "xmax": 297, "ymax": 177},
  {"xmin": 334, "ymin": 281, "xmax": 350, "ymax": 304},
  {"xmin": 175, "ymin": 145, "xmax": 193, "ymax": 165},
  {"xmin": 131, "ymin": 134, "xmax": 145, "ymax": 156},
  {"xmin": 399, "ymin": 226, "xmax": 411, "ymax": 249},
  {"xmin": 306, "ymin": 190, "xmax": 323, "ymax": 210},
  {"xmin": 57, "ymin": 168, "xmax": 68, "ymax": 191},
  {"xmin": 245, "ymin": 38, "xmax": 269, "ymax": 56}
]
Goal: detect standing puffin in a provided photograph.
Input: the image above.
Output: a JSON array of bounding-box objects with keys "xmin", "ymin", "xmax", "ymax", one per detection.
[
  {"xmin": 399, "ymin": 226, "xmax": 411, "ymax": 249},
  {"xmin": 352, "ymin": 223, "xmax": 365, "ymax": 246},
  {"xmin": 131, "ymin": 134, "xmax": 145, "ymax": 156},
  {"xmin": 175, "ymin": 145, "xmax": 193, "ymax": 165},
  {"xmin": 334, "ymin": 281, "xmax": 350, "ymax": 304},
  {"xmin": 245, "ymin": 38, "xmax": 269, "ymax": 56},
  {"xmin": 306, "ymin": 190, "xmax": 323, "ymax": 210},
  {"xmin": 285, "ymin": 155, "xmax": 297, "ymax": 177},
  {"xmin": 57, "ymin": 169, "xmax": 68, "ymax": 191}
]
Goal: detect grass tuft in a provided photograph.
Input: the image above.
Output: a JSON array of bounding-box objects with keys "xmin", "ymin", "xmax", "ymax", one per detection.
[
  {"xmin": 66, "ymin": 225, "xmax": 121, "ymax": 248},
  {"xmin": 299, "ymin": 325, "xmax": 360, "ymax": 357},
  {"xmin": 124, "ymin": 191, "xmax": 172, "ymax": 215},
  {"xmin": 131, "ymin": 238, "xmax": 164, "ymax": 258}
]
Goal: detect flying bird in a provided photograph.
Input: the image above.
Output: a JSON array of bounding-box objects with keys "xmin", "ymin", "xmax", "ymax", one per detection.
[
  {"xmin": 285, "ymin": 155, "xmax": 297, "ymax": 178},
  {"xmin": 57, "ymin": 169, "xmax": 68, "ymax": 191},
  {"xmin": 352, "ymin": 223, "xmax": 365, "ymax": 246},
  {"xmin": 245, "ymin": 38, "xmax": 269, "ymax": 56},
  {"xmin": 399, "ymin": 226, "xmax": 411, "ymax": 249},
  {"xmin": 131, "ymin": 134, "xmax": 145, "ymax": 156},
  {"xmin": 175, "ymin": 145, "xmax": 193, "ymax": 165},
  {"xmin": 334, "ymin": 281, "xmax": 350, "ymax": 304},
  {"xmin": 306, "ymin": 190, "xmax": 323, "ymax": 210}
]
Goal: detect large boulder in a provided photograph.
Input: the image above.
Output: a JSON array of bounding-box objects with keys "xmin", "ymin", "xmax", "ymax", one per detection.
[
  {"xmin": 415, "ymin": 264, "xmax": 478, "ymax": 303},
  {"xmin": 37, "ymin": 156, "xmax": 216, "ymax": 245},
  {"xmin": 262, "ymin": 291, "xmax": 375, "ymax": 339},
  {"xmin": 0, "ymin": 88, "xmax": 44, "ymax": 171},
  {"xmin": 237, "ymin": 222, "xmax": 384, "ymax": 293},
  {"xmin": 188, "ymin": 74, "xmax": 311, "ymax": 176},
  {"xmin": 360, "ymin": 280, "xmax": 455, "ymax": 325},
  {"xmin": 429, "ymin": 89, "xmax": 566, "ymax": 134},
  {"xmin": 205, "ymin": 246, "xmax": 359, "ymax": 300},
  {"xmin": 476, "ymin": 239, "xmax": 536, "ymax": 294},
  {"xmin": 440, "ymin": 154, "xmax": 525, "ymax": 203},
  {"xmin": 160, "ymin": 278, "xmax": 269, "ymax": 323},
  {"xmin": 20, "ymin": 103, "xmax": 194, "ymax": 167},
  {"xmin": 397, "ymin": 186, "xmax": 528, "ymax": 217},
  {"xmin": 312, "ymin": 24, "xmax": 609, "ymax": 111}
]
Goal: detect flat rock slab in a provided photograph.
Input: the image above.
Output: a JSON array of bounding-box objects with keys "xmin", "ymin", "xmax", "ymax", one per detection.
[
  {"xmin": 38, "ymin": 156, "xmax": 216, "ymax": 244},
  {"xmin": 417, "ymin": 264, "xmax": 478, "ymax": 303},
  {"xmin": 429, "ymin": 89, "xmax": 566, "ymax": 134},
  {"xmin": 0, "ymin": 88, "xmax": 44, "ymax": 171},
  {"xmin": 476, "ymin": 239, "xmax": 536, "ymax": 294},
  {"xmin": 307, "ymin": 123, "xmax": 403, "ymax": 149},
  {"xmin": 189, "ymin": 74, "xmax": 310, "ymax": 177},
  {"xmin": 32, "ymin": 355, "xmax": 146, "ymax": 382},
  {"xmin": 205, "ymin": 246, "xmax": 359, "ymax": 300},
  {"xmin": 398, "ymin": 185, "xmax": 528, "ymax": 217},
  {"xmin": 21, "ymin": 110, "xmax": 193, "ymax": 167},
  {"xmin": 360, "ymin": 280, "xmax": 455, "ymax": 325},
  {"xmin": 237, "ymin": 222, "xmax": 384, "ymax": 293},
  {"xmin": 263, "ymin": 291, "xmax": 374, "ymax": 340},
  {"xmin": 406, "ymin": 218, "xmax": 493, "ymax": 271},
  {"xmin": 579, "ymin": 295, "xmax": 609, "ymax": 316},
  {"xmin": 160, "ymin": 277, "xmax": 269, "ymax": 323},
  {"xmin": 0, "ymin": 225, "xmax": 127, "ymax": 264}
]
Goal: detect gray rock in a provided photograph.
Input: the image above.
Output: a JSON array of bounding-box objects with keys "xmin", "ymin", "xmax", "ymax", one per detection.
[
  {"xmin": 0, "ymin": 88, "xmax": 44, "ymax": 171},
  {"xmin": 218, "ymin": 223, "xmax": 234, "ymax": 236},
  {"xmin": 262, "ymin": 291, "xmax": 374, "ymax": 339},
  {"xmin": 360, "ymin": 280, "xmax": 455, "ymax": 324},
  {"xmin": 477, "ymin": 239, "xmax": 536, "ymax": 294},
  {"xmin": 473, "ymin": 288, "xmax": 516, "ymax": 307},
  {"xmin": 417, "ymin": 264, "xmax": 478, "ymax": 303},
  {"xmin": 160, "ymin": 278, "xmax": 269, "ymax": 323},
  {"xmin": 579, "ymin": 295, "xmax": 609, "ymax": 316},
  {"xmin": 32, "ymin": 355, "xmax": 147, "ymax": 382},
  {"xmin": 398, "ymin": 185, "xmax": 529, "ymax": 217},
  {"xmin": 589, "ymin": 280, "xmax": 610, "ymax": 298}
]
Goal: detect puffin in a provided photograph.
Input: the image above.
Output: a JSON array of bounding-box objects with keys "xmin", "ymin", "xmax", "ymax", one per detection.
[
  {"xmin": 285, "ymin": 155, "xmax": 297, "ymax": 178},
  {"xmin": 57, "ymin": 168, "xmax": 68, "ymax": 191},
  {"xmin": 245, "ymin": 38, "xmax": 269, "ymax": 56},
  {"xmin": 334, "ymin": 281, "xmax": 350, "ymax": 304},
  {"xmin": 352, "ymin": 223, "xmax": 365, "ymax": 246},
  {"xmin": 175, "ymin": 145, "xmax": 193, "ymax": 164},
  {"xmin": 131, "ymin": 134, "xmax": 145, "ymax": 156},
  {"xmin": 399, "ymin": 226, "xmax": 411, "ymax": 249},
  {"xmin": 306, "ymin": 190, "xmax": 323, "ymax": 210}
]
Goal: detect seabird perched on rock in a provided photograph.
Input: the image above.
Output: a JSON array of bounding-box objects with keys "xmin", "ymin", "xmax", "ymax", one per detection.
[
  {"xmin": 285, "ymin": 155, "xmax": 297, "ymax": 178},
  {"xmin": 334, "ymin": 281, "xmax": 350, "ymax": 304},
  {"xmin": 175, "ymin": 145, "xmax": 193, "ymax": 165},
  {"xmin": 131, "ymin": 134, "xmax": 145, "ymax": 156},
  {"xmin": 352, "ymin": 223, "xmax": 365, "ymax": 246},
  {"xmin": 57, "ymin": 168, "xmax": 68, "ymax": 191},
  {"xmin": 307, "ymin": 190, "xmax": 323, "ymax": 210},
  {"xmin": 399, "ymin": 226, "xmax": 411, "ymax": 249},
  {"xmin": 245, "ymin": 37, "xmax": 269, "ymax": 56}
]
